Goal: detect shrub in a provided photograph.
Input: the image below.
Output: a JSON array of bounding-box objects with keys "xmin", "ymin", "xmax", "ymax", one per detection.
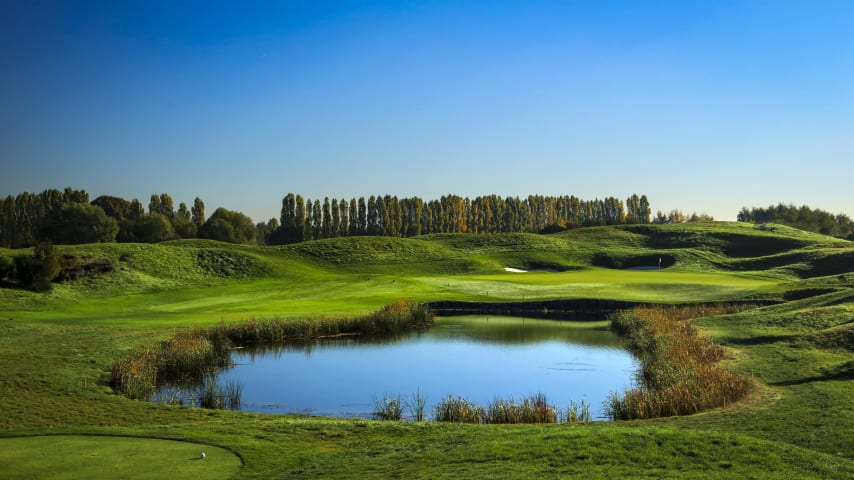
[
  {"xmin": 0, "ymin": 256, "xmax": 14, "ymax": 281},
  {"xmin": 14, "ymin": 242, "xmax": 61, "ymax": 291}
]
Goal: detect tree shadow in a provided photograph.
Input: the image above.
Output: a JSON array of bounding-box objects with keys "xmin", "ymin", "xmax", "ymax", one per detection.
[{"xmin": 721, "ymin": 335, "xmax": 799, "ymax": 346}]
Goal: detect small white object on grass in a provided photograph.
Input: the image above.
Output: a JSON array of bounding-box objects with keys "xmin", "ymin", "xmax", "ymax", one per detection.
[{"xmin": 200, "ymin": 452, "xmax": 206, "ymax": 459}]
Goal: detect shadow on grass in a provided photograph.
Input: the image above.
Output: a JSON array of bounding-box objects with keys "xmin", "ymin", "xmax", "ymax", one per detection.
[
  {"xmin": 721, "ymin": 335, "xmax": 799, "ymax": 346},
  {"xmin": 769, "ymin": 361, "xmax": 854, "ymax": 386}
]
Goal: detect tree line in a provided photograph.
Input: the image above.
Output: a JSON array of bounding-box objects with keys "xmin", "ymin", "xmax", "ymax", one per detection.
[
  {"xmin": 0, "ymin": 188, "xmax": 255, "ymax": 248},
  {"xmin": 0, "ymin": 188, "xmax": 656, "ymax": 248},
  {"xmin": 273, "ymin": 193, "xmax": 652, "ymax": 243},
  {"xmin": 737, "ymin": 203, "xmax": 854, "ymax": 239}
]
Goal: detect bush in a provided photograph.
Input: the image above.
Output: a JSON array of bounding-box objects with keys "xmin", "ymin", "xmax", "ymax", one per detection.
[
  {"xmin": 41, "ymin": 203, "xmax": 118, "ymax": 244},
  {"xmin": 0, "ymin": 256, "xmax": 15, "ymax": 281},
  {"xmin": 14, "ymin": 242, "xmax": 61, "ymax": 291}
]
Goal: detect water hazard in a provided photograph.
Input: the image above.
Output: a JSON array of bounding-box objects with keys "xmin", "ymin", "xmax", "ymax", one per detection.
[{"xmin": 153, "ymin": 315, "xmax": 638, "ymax": 419}]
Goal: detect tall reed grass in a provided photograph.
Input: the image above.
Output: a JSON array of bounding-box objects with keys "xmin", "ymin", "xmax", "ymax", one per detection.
[
  {"xmin": 434, "ymin": 396, "xmax": 485, "ymax": 423},
  {"xmin": 606, "ymin": 304, "xmax": 755, "ymax": 420},
  {"xmin": 110, "ymin": 300, "xmax": 434, "ymax": 402},
  {"xmin": 404, "ymin": 388, "xmax": 428, "ymax": 422},
  {"xmin": 433, "ymin": 393, "xmax": 589, "ymax": 424},
  {"xmin": 372, "ymin": 394, "xmax": 403, "ymax": 421},
  {"xmin": 197, "ymin": 377, "xmax": 243, "ymax": 410},
  {"xmin": 484, "ymin": 393, "xmax": 557, "ymax": 424}
]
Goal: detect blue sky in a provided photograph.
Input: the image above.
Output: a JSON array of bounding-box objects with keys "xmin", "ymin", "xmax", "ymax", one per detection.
[{"xmin": 2, "ymin": 0, "xmax": 852, "ymax": 223}]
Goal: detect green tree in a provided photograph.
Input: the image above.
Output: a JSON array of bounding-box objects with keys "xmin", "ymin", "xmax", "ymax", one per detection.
[
  {"xmin": 255, "ymin": 218, "xmax": 279, "ymax": 245},
  {"xmin": 311, "ymin": 199, "xmax": 322, "ymax": 240},
  {"xmin": 303, "ymin": 200, "xmax": 315, "ymax": 241},
  {"xmin": 367, "ymin": 196, "xmax": 380, "ymax": 235},
  {"xmin": 149, "ymin": 193, "xmax": 174, "ymax": 219},
  {"xmin": 349, "ymin": 198, "xmax": 359, "ymax": 236},
  {"xmin": 91, "ymin": 195, "xmax": 133, "ymax": 221},
  {"xmin": 280, "ymin": 193, "xmax": 297, "ymax": 233},
  {"xmin": 339, "ymin": 198, "xmax": 349, "ymax": 236},
  {"xmin": 201, "ymin": 208, "xmax": 256, "ymax": 244},
  {"xmin": 191, "ymin": 197, "xmax": 206, "ymax": 228},
  {"xmin": 357, "ymin": 197, "xmax": 368, "ymax": 235},
  {"xmin": 321, "ymin": 197, "xmax": 333, "ymax": 239},
  {"xmin": 134, "ymin": 213, "xmax": 176, "ymax": 243},
  {"xmin": 330, "ymin": 198, "xmax": 341, "ymax": 237},
  {"xmin": 41, "ymin": 203, "xmax": 119, "ymax": 245},
  {"xmin": 295, "ymin": 195, "xmax": 306, "ymax": 242},
  {"xmin": 173, "ymin": 202, "xmax": 197, "ymax": 238}
]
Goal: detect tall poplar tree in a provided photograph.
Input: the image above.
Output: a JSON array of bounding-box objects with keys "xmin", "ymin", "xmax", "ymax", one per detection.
[
  {"xmin": 191, "ymin": 198, "xmax": 205, "ymax": 227},
  {"xmin": 330, "ymin": 198, "xmax": 340, "ymax": 237},
  {"xmin": 349, "ymin": 198, "xmax": 359, "ymax": 236},
  {"xmin": 358, "ymin": 197, "xmax": 368, "ymax": 235},
  {"xmin": 367, "ymin": 196, "xmax": 379, "ymax": 235},
  {"xmin": 312, "ymin": 199, "xmax": 322, "ymax": 240},
  {"xmin": 295, "ymin": 195, "xmax": 306, "ymax": 242}
]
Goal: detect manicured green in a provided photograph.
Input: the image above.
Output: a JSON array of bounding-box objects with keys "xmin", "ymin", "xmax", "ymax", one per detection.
[
  {"xmin": 0, "ymin": 222, "xmax": 852, "ymax": 478},
  {"xmin": 0, "ymin": 435, "xmax": 241, "ymax": 480}
]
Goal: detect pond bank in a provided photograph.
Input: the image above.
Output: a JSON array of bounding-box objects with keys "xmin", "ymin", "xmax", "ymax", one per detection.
[{"xmin": 427, "ymin": 299, "xmax": 773, "ymax": 321}]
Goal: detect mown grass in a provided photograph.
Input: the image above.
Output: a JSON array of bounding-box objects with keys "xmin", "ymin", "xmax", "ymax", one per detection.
[
  {"xmin": 0, "ymin": 223, "xmax": 852, "ymax": 478},
  {"xmin": 0, "ymin": 435, "xmax": 242, "ymax": 480}
]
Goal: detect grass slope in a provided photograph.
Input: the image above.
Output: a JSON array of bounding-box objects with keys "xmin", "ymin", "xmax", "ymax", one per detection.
[{"xmin": 0, "ymin": 222, "xmax": 852, "ymax": 478}]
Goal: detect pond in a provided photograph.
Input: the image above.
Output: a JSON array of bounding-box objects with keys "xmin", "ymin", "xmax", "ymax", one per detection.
[{"xmin": 153, "ymin": 316, "xmax": 638, "ymax": 420}]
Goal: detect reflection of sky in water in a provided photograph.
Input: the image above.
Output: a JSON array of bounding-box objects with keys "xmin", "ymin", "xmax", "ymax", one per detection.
[{"xmin": 157, "ymin": 316, "xmax": 638, "ymax": 419}]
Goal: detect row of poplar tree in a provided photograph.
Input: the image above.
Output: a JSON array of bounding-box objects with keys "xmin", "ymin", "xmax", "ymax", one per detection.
[
  {"xmin": 0, "ymin": 188, "xmax": 652, "ymax": 248},
  {"xmin": 274, "ymin": 194, "xmax": 652, "ymax": 243}
]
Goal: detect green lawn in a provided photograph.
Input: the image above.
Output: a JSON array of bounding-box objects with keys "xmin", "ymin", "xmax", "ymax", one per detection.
[
  {"xmin": 0, "ymin": 436, "xmax": 241, "ymax": 480},
  {"xmin": 0, "ymin": 222, "xmax": 851, "ymax": 478}
]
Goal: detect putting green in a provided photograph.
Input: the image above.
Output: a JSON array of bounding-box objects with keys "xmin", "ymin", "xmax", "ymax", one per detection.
[{"xmin": 0, "ymin": 435, "xmax": 241, "ymax": 479}]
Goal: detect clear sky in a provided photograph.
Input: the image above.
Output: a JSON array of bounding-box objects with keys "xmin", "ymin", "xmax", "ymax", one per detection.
[{"xmin": 2, "ymin": 0, "xmax": 852, "ymax": 223}]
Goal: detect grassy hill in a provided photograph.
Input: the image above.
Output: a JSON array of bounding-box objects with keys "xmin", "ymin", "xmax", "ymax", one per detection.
[{"xmin": 0, "ymin": 222, "xmax": 852, "ymax": 478}]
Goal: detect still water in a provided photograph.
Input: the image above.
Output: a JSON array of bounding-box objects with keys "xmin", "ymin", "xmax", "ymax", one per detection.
[{"xmin": 155, "ymin": 316, "xmax": 638, "ymax": 419}]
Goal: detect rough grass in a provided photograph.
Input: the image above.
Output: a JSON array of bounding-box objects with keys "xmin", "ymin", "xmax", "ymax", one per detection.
[{"xmin": 0, "ymin": 223, "xmax": 852, "ymax": 478}]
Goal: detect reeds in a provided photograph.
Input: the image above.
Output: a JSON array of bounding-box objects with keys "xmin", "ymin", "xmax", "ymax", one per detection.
[
  {"xmin": 606, "ymin": 304, "xmax": 754, "ymax": 420},
  {"xmin": 404, "ymin": 388, "xmax": 428, "ymax": 422},
  {"xmin": 484, "ymin": 393, "xmax": 557, "ymax": 424},
  {"xmin": 433, "ymin": 393, "xmax": 587, "ymax": 424},
  {"xmin": 110, "ymin": 300, "xmax": 434, "ymax": 404},
  {"xmin": 197, "ymin": 376, "xmax": 243, "ymax": 410},
  {"xmin": 434, "ymin": 396, "xmax": 485, "ymax": 423},
  {"xmin": 562, "ymin": 399, "xmax": 591, "ymax": 423},
  {"xmin": 372, "ymin": 394, "xmax": 403, "ymax": 421},
  {"xmin": 210, "ymin": 299, "xmax": 433, "ymax": 344}
]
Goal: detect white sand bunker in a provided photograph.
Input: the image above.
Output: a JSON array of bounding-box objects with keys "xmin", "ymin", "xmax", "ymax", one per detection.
[{"xmin": 504, "ymin": 267, "xmax": 560, "ymax": 273}]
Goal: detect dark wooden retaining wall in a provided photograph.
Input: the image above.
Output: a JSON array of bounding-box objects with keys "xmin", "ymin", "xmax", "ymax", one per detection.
[{"xmin": 426, "ymin": 299, "xmax": 643, "ymax": 321}]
